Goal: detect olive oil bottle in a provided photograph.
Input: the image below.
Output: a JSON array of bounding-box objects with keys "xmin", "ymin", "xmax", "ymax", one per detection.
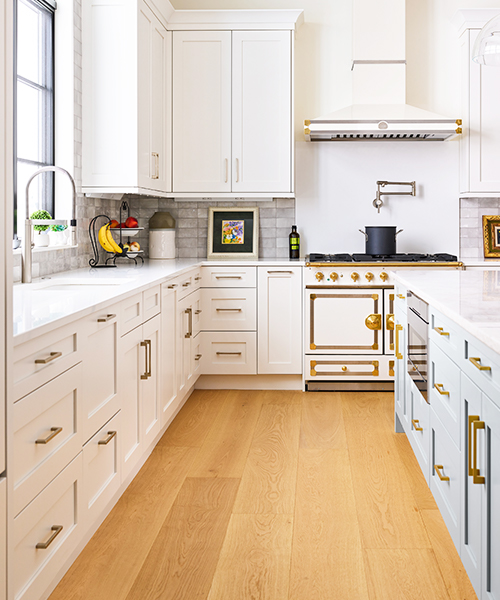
[{"xmin": 289, "ymin": 225, "xmax": 300, "ymax": 259}]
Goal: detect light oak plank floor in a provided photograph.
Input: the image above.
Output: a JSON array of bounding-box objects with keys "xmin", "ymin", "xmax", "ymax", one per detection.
[{"xmin": 49, "ymin": 390, "xmax": 478, "ymax": 600}]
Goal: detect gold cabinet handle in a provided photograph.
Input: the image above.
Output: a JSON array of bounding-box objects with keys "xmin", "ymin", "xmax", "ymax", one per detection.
[
  {"xmin": 185, "ymin": 308, "xmax": 193, "ymax": 338},
  {"xmin": 397, "ymin": 293, "xmax": 405, "ymax": 300},
  {"xmin": 195, "ymin": 309, "xmax": 202, "ymax": 314},
  {"xmin": 167, "ymin": 283, "xmax": 178, "ymax": 289},
  {"xmin": 35, "ymin": 351, "xmax": 62, "ymax": 365},
  {"xmin": 469, "ymin": 357, "xmax": 491, "ymax": 371},
  {"xmin": 36, "ymin": 525, "xmax": 63, "ymax": 549},
  {"xmin": 395, "ymin": 324, "xmax": 403, "ymax": 360},
  {"xmin": 412, "ymin": 419, "xmax": 423, "ymax": 431},
  {"xmin": 216, "ymin": 308, "xmax": 242, "ymax": 312},
  {"xmin": 215, "ymin": 276, "xmax": 242, "ymax": 279},
  {"xmin": 473, "ymin": 419, "xmax": 486, "ymax": 484},
  {"xmin": 468, "ymin": 415, "xmax": 480, "ymax": 476},
  {"xmin": 433, "ymin": 326, "xmax": 449, "ymax": 336},
  {"xmin": 365, "ymin": 314, "xmax": 381, "ymax": 330},
  {"xmin": 216, "ymin": 351, "xmax": 242, "ymax": 356},
  {"xmin": 386, "ymin": 314, "xmax": 394, "ymax": 331},
  {"xmin": 182, "ymin": 282, "xmax": 191, "ymax": 287},
  {"xmin": 35, "ymin": 426, "xmax": 63, "ymax": 445},
  {"xmin": 98, "ymin": 431, "xmax": 117, "ymax": 445},
  {"xmin": 140, "ymin": 340, "xmax": 149, "ymax": 380},
  {"xmin": 194, "ymin": 354, "xmax": 202, "ymax": 361},
  {"xmin": 151, "ymin": 152, "xmax": 159, "ymax": 179},
  {"xmin": 194, "ymin": 276, "xmax": 202, "ymax": 281},
  {"xmin": 434, "ymin": 383, "xmax": 450, "ymax": 396},
  {"xmin": 97, "ymin": 313, "xmax": 116, "ymax": 323},
  {"xmin": 434, "ymin": 464, "xmax": 450, "ymax": 482}
]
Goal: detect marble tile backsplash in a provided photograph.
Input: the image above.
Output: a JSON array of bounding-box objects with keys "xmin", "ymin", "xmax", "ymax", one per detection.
[{"xmin": 460, "ymin": 198, "xmax": 500, "ymax": 261}]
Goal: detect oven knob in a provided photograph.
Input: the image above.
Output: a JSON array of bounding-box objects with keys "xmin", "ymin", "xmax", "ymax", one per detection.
[
  {"xmin": 330, "ymin": 272, "xmax": 338, "ymax": 282},
  {"xmin": 351, "ymin": 272, "xmax": 359, "ymax": 282},
  {"xmin": 315, "ymin": 272, "xmax": 324, "ymax": 282},
  {"xmin": 365, "ymin": 272, "xmax": 374, "ymax": 282},
  {"xmin": 380, "ymin": 272, "xmax": 389, "ymax": 282}
]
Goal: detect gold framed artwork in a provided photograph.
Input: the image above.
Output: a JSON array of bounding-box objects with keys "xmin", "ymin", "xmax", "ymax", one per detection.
[
  {"xmin": 483, "ymin": 215, "xmax": 500, "ymax": 259},
  {"xmin": 207, "ymin": 207, "xmax": 259, "ymax": 260}
]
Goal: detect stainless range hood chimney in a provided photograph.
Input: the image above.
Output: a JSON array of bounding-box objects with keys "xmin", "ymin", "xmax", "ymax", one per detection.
[{"xmin": 304, "ymin": 0, "xmax": 462, "ymax": 141}]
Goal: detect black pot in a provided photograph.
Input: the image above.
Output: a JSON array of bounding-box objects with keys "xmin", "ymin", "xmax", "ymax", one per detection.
[{"xmin": 359, "ymin": 226, "xmax": 403, "ymax": 256}]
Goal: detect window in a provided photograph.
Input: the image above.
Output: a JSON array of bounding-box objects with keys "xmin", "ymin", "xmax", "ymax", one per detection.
[{"xmin": 14, "ymin": 0, "xmax": 56, "ymax": 236}]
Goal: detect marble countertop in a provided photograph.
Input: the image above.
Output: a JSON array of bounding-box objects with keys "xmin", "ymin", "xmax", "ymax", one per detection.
[
  {"xmin": 391, "ymin": 267, "xmax": 500, "ymax": 355},
  {"xmin": 13, "ymin": 258, "xmax": 305, "ymax": 344}
]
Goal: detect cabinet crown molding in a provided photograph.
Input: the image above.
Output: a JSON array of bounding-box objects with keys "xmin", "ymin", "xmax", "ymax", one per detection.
[
  {"xmin": 167, "ymin": 9, "xmax": 304, "ymax": 31},
  {"xmin": 452, "ymin": 8, "xmax": 500, "ymax": 36}
]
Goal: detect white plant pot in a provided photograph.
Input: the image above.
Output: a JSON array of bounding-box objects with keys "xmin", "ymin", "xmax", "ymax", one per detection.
[
  {"xmin": 34, "ymin": 233, "xmax": 49, "ymax": 247},
  {"xmin": 49, "ymin": 230, "xmax": 68, "ymax": 246}
]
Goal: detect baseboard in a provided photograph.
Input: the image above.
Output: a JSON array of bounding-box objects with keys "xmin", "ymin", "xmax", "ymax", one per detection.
[{"xmin": 195, "ymin": 374, "xmax": 303, "ymax": 390}]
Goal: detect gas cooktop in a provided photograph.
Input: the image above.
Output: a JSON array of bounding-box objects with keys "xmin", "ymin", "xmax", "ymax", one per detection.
[{"xmin": 308, "ymin": 253, "xmax": 458, "ymax": 263}]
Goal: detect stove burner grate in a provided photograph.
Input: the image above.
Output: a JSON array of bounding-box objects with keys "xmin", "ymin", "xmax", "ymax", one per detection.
[{"xmin": 308, "ymin": 252, "xmax": 458, "ymax": 263}]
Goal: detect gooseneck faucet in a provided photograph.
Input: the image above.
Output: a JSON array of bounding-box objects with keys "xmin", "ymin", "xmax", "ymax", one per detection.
[{"xmin": 22, "ymin": 166, "xmax": 77, "ymax": 283}]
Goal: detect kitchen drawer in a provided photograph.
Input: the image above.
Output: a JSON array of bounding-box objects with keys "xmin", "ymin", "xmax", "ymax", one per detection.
[
  {"xmin": 201, "ymin": 288, "xmax": 256, "ymax": 331},
  {"xmin": 429, "ymin": 342, "xmax": 461, "ymax": 449},
  {"xmin": 178, "ymin": 270, "xmax": 198, "ymax": 300},
  {"xmin": 201, "ymin": 266, "xmax": 256, "ymax": 288},
  {"xmin": 430, "ymin": 411, "xmax": 461, "ymax": 551},
  {"xmin": 120, "ymin": 292, "xmax": 143, "ymax": 336},
  {"xmin": 12, "ymin": 364, "xmax": 83, "ymax": 517},
  {"xmin": 12, "ymin": 453, "xmax": 83, "ymax": 600},
  {"xmin": 143, "ymin": 285, "xmax": 161, "ymax": 322},
  {"xmin": 83, "ymin": 411, "xmax": 121, "ymax": 526},
  {"xmin": 201, "ymin": 332, "xmax": 256, "ymax": 375},
  {"xmin": 408, "ymin": 378, "xmax": 431, "ymax": 483},
  {"xmin": 394, "ymin": 283, "xmax": 407, "ymax": 308},
  {"xmin": 463, "ymin": 334, "xmax": 500, "ymax": 407},
  {"xmin": 80, "ymin": 309, "xmax": 119, "ymax": 444},
  {"xmin": 429, "ymin": 308, "xmax": 464, "ymax": 366},
  {"xmin": 191, "ymin": 289, "xmax": 202, "ymax": 338},
  {"xmin": 13, "ymin": 321, "xmax": 82, "ymax": 402},
  {"xmin": 306, "ymin": 354, "xmax": 393, "ymax": 380}
]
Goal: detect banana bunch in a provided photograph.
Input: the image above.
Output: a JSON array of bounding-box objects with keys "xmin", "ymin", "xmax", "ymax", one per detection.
[{"xmin": 98, "ymin": 223, "xmax": 123, "ymax": 254}]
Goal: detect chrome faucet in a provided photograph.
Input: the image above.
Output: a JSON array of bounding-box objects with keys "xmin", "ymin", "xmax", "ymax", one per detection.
[{"xmin": 22, "ymin": 166, "xmax": 77, "ymax": 283}]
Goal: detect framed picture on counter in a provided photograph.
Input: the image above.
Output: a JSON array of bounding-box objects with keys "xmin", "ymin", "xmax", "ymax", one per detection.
[
  {"xmin": 482, "ymin": 215, "xmax": 500, "ymax": 258},
  {"xmin": 207, "ymin": 207, "xmax": 259, "ymax": 260}
]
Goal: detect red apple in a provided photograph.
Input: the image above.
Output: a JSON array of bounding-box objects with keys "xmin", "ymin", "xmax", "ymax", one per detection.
[
  {"xmin": 120, "ymin": 223, "xmax": 127, "ymax": 228},
  {"xmin": 125, "ymin": 216, "xmax": 138, "ymax": 228},
  {"xmin": 109, "ymin": 220, "xmax": 119, "ymax": 228}
]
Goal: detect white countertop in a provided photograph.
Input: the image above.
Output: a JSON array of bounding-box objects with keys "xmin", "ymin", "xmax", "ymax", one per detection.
[
  {"xmin": 13, "ymin": 258, "xmax": 305, "ymax": 344},
  {"xmin": 391, "ymin": 267, "xmax": 500, "ymax": 355}
]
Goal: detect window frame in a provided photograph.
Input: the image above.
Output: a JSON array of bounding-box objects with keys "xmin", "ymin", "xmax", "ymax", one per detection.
[{"xmin": 14, "ymin": 0, "xmax": 57, "ymax": 236}]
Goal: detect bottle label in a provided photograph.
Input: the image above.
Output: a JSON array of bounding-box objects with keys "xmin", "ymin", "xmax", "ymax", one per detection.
[{"xmin": 290, "ymin": 237, "xmax": 299, "ymax": 249}]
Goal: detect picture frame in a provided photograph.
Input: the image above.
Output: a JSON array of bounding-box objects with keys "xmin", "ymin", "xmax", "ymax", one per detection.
[
  {"xmin": 482, "ymin": 215, "xmax": 500, "ymax": 259},
  {"xmin": 207, "ymin": 207, "xmax": 259, "ymax": 260}
]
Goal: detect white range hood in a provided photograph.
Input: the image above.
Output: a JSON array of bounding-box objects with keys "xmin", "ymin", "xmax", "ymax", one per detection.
[{"xmin": 304, "ymin": 0, "xmax": 461, "ymax": 142}]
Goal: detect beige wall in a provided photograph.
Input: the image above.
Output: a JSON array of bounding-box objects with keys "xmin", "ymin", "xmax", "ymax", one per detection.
[{"xmin": 171, "ymin": 0, "xmax": 500, "ymax": 136}]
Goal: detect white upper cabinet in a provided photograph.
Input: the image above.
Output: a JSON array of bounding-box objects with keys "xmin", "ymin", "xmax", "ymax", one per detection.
[
  {"xmin": 457, "ymin": 11, "xmax": 500, "ymax": 195},
  {"xmin": 83, "ymin": 0, "xmax": 172, "ymax": 196},
  {"xmin": 172, "ymin": 31, "xmax": 232, "ymax": 193},
  {"xmin": 172, "ymin": 29, "xmax": 294, "ymax": 197},
  {"xmin": 232, "ymin": 31, "xmax": 292, "ymax": 195}
]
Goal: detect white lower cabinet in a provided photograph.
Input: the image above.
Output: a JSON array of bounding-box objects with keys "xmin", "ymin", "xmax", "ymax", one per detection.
[
  {"xmin": 201, "ymin": 332, "xmax": 257, "ymax": 375},
  {"xmin": 407, "ymin": 378, "xmax": 430, "ymax": 483},
  {"xmin": 394, "ymin": 303, "xmax": 408, "ymax": 431},
  {"xmin": 82, "ymin": 411, "xmax": 121, "ymax": 527},
  {"xmin": 12, "ymin": 454, "xmax": 83, "ymax": 600},
  {"xmin": 160, "ymin": 281, "xmax": 178, "ymax": 427}
]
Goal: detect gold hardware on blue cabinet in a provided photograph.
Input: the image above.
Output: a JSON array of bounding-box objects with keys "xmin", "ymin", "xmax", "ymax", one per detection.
[
  {"xmin": 470, "ymin": 357, "xmax": 491, "ymax": 371},
  {"xmin": 434, "ymin": 327, "xmax": 449, "ymax": 336},
  {"xmin": 468, "ymin": 415, "xmax": 480, "ymax": 476},
  {"xmin": 473, "ymin": 419, "xmax": 485, "ymax": 484},
  {"xmin": 412, "ymin": 419, "xmax": 423, "ymax": 431},
  {"xmin": 434, "ymin": 464, "xmax": 450, "ymax": 482},
  {"xmin": 434, "ymin": 383, "xmax": 449, "ymax": 396}
]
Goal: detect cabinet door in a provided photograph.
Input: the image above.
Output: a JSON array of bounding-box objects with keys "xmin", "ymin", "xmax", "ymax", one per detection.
[
  {"xmin": 176, "ymin": 295, "xmax": 190, "ymax": 399},
  {"xmin": 142, "ymin": 315, "xmax": 161, "ymax": 449},
  {"xmin": 468, "ymin": 29, "xmax": 500, "ymax": 193},
  {"xmin": 173, "ymin": 31, "xmax": 231, "ymax": 193},
  {"xmin": 160, "ymin": 284, "xmax": 177, "ymax": 426},
  {"xmin": 138, "ymin": 2, "xmax": 171, "ymax": 193},
  {"xmin": 394, "ymin": 306, "xmax": 407, "ymax": 431},
  {"xmin": 232, "ymin": 31, "xmax": 292, "ymax": 194},
  {"xmin": 119, "ymin": 326, "xmax": 143, "ymax": 478},
  {"xmin": 258, "ymin": 267, "xmax": 302, "ymax": 374},
  {"xmin": 483, "ymin": 394, "xmax": 500, "ymax": 600}
]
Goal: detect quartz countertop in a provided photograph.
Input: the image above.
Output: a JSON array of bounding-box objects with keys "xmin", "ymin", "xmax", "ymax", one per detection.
[
  {"xmin": 13, "ymin": 258, "xmax": 305, "ymax": 343},
  {"xmin": 391, "ymin": 267, "xmax": 500, "ymax": 356}
]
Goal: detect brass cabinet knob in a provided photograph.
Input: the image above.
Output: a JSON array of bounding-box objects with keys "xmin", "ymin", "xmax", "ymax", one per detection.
[
  {"xmin": 330, "ymin": 272, "xmax": 338, "ymax": 281},
  {"xmin": 365, "ymin": 272, "xmax": 374, "ymax": 281},
  {"xmin": 341, "ymin": 366, "xmax": 347, "ymax": 372},
  {"xmin": 315, "ymin": 272, "xmax": 324, "ymax": 282},
  {"xmin": 386, "ymin": 314, "xmax": 394, "ymax": 331},
  {"xmin": 351, "ymin": 272, "xmax": 359, "ymax": 282},
  {"xmin": 365, "ymin": 313, "xmax": 382, "ymax": 330},
  {"xmin": 380, "ymin": 272, "xmax": 389, "ymax": 281}
]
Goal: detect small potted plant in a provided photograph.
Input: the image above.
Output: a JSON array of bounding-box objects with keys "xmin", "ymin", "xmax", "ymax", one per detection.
[
  {"xmin": 30, "ymin": 209, "xmax": 52, "ymax": 247},
  {"xmin": 49, "ymin": 223, "xmax": 68, "ymax": 246}
]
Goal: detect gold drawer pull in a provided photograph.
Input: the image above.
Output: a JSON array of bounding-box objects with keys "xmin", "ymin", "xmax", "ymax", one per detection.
[
  {"xmin": 215, "ymin": 276, "xmax": 242, "ymax": 279},
  {"xmin": 35, "ymin": 427, "xmax": 63, "ymax": 445},
  {"xmin": 167, "ymin": 283, "xmax": 178, "ymax": 289},
  {"xmin": 35, "ymin": 351, "xmax": 62, "ymax": 365},
  {"xmin": 182, "ymin": 282, "xmax": 191, "ymax": 287},
  {"xmin": 216, "ymin": 351, "xmax": 242, "ymax": 356},
  {"xmin": 195, "ymin": 354, "xmax": 202, "ymax": 361},
  {"xmin": 470, "ymin": 357, "xmax": 491, "ymax": 371},
  {"xmin": 412, "ymin": 419, "xmax": 423, "ymax": 431},
  {"xmin": 195, "ymin": 309, "xmax": 202, "ymax": 314},
  {"xmin": 434, "ymin": 326, "xmax": 449, "ymax": 336},
  {"xmin": 434, "ymin": 383, "xmax": 450, "ymax": 396},
  {"xmin": 194, "ymin": 276, "xmax": 202, "ymax": 281},
  {"xmin": 365, "ymin": 314, "xmax": 381, "ymax": 330},
  {"xmin": 98, "ymin": 431, "xmax": 117, "ymax": 446},
  {"xmin": 216, "ymin": 308, "xmax": 242, "ymax": 312},
  {"xmin": 434, "ymin": 464, "xmax": 450, "ymax": 482},
  {"xmin": 267, "ymin": 270, "xmax": 293, "ymax": 274},
  {"xmin": 473, "ymin": 419, "xmax": 486, "ymax": 485},
  {"xmin": 468, "ymin": 415, "xmax": 480, "ymax": 476},
  {"xmin": 397, "ymin": 294, "xmax": 405, "ymax": 300},
  {"xmin": 395, "ymin": 324, "xmax": 403, "ymax": 360},
  {"xmin": 36, "ymin": 525, "xmax": 63, "ymax": 549},
  {"xmin": 97, "ymin": 313, "xmax": 116, "ymax": 323}
]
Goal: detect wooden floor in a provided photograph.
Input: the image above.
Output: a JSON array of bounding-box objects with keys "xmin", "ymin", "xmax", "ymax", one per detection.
[{"xmin": 49, "ymin": 390, "xmax": 477, "ymax": 600}]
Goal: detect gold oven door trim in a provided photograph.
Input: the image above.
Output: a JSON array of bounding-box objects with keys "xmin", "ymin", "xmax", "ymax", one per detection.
[{"xmin": 310, "ymin": 359, "xmax": 380, "ymax": 377}]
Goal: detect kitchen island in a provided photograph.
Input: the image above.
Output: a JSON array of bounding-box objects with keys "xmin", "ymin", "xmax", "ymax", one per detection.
[{"xmin": 391, "ymin": 266, "xmax": 500, "ymax": 600}]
